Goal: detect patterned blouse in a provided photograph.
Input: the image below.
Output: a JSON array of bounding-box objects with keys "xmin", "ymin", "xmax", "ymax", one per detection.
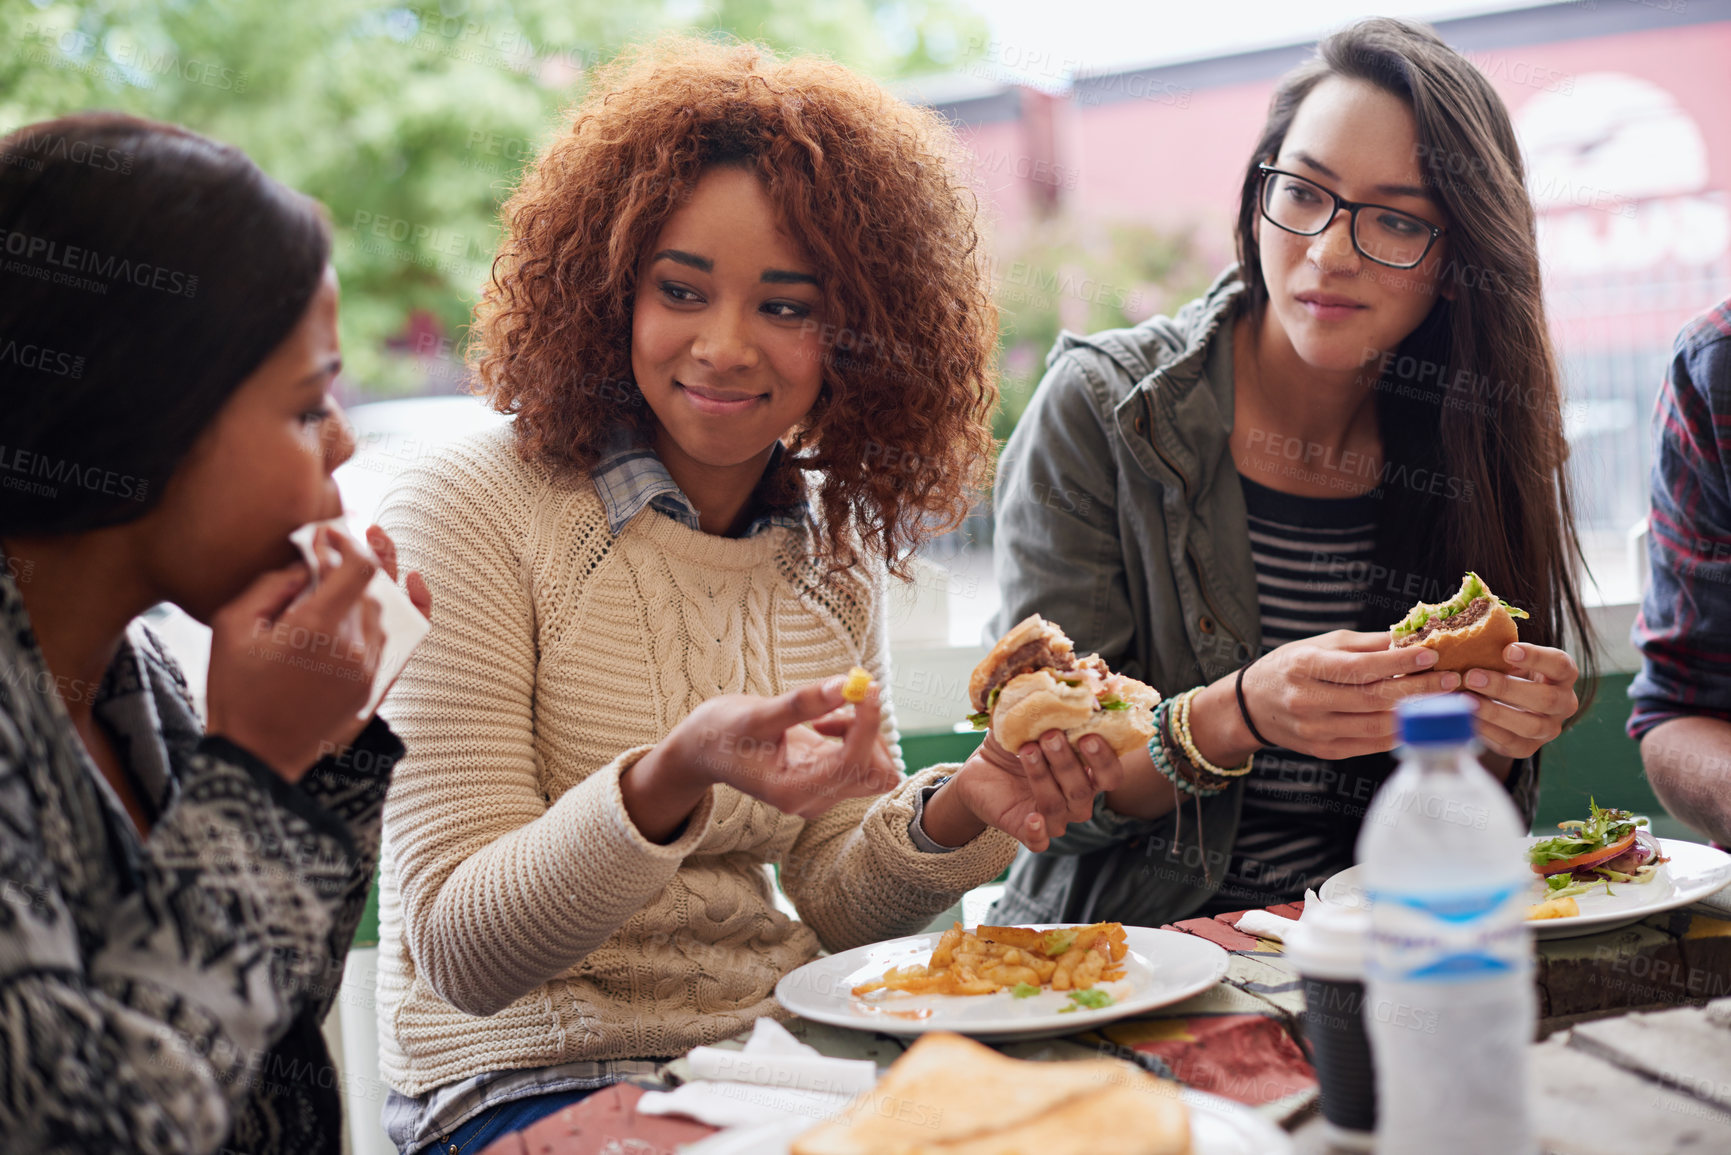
[{"xmin": 0, "ymin": 556, "xmax": 402, "ymax": 1154}]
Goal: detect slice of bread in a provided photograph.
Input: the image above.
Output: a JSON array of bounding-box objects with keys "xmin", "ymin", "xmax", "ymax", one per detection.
[
  {"xmin": 935, "ymin": 1080, "xmax": 1191, "ymax": 1155},
  {"xmin": 791, "ymin": 1032, "xmax": 1190, "ymax": 1155}
]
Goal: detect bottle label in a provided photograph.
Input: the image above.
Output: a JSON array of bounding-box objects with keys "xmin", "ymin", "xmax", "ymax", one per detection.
[
  {"xmin": 1406, "ymin": 951, "xmax": 1516, "ymax": 980},
  {"xmin": 1367, "ymin": 885, "xmax": 1531, "ymax": 983},
  {"xmin": 1386, "ymin": 885, "xmax": 1519, "ymax": 924}
]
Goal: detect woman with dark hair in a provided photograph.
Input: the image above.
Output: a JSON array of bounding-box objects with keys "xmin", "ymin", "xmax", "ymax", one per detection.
[
  {"xmin": 0, "ymin": 113, "xmax": 430, "ymax": 1153},
  {"xmin": 370, "ymin": 36, "xmax": 1103, "ymax": 1154},
  {"xmin": 988, "ymin": 17, "xmax": 1595, "ymax": 926}
]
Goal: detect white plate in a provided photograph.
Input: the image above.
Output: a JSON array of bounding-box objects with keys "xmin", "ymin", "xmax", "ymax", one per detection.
[
  {"xmin": 774, "ymin": 923, "xmax": 1228, "ymax": 1040},
  {"xmin": 676, "ymin": 1086, "xmax": 1293, "ymax": 1155},
  {"xmin": 1318, "ymin": 837, "xmax": 1731, "ymax": 940}
]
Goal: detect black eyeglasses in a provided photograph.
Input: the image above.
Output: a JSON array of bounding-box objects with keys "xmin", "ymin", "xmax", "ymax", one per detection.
[{"xmin": 1256, "ymin": 163, "xmax": 1446, "ymax": 269}]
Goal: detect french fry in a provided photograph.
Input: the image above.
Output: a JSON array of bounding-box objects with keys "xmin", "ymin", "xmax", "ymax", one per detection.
[
  {"xmin": 842, "ymin": 666, "xmax": 872, "ymax": 703},
  {"xmin": 983, "ymin": 963, "xmax": 1042, "ymax": 986},
  {"xmin": 1050, "ymin": 945, "xmax": 1084, "ymax": 991},
  {"xmin": 930, "ymin": 924, "xmax": 962, "ymax": 968},
  {"xmin": 1526, "ymin": 896, "xmax": 1579, "ymax": 921},
  {"xmin": 855, "ymin": 922, "xmax": 1131, "ymax": 1000},
  {"xmin": 1073, "ymin": 948, "xmax": 1106, "ymax": 989},
  {"xmin": 977, "ymin": 925, "xmax": 1046, "ymax": 952}
]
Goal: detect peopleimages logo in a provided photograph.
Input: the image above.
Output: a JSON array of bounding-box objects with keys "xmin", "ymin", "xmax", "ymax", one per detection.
[
  {"xmin": 0, "ymin": 229, "xmax": 198, "ymax": 298},
  {"xmin": 0, "ymin": 339, "xmax": 83, "ymax": 379},
  {"xmin": 0, "ymin": 130, "xmax": 134, "ymax": 175},
  {"xmin": 0, "ymin": 445, "xmax": 150, "ymax": 502}
]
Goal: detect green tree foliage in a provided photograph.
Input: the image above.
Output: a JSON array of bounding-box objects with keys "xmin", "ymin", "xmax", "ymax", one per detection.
[
  {"xmin": 1, "ymin": 0, "xmax": 986, "ymax": 397},
  {"xmin": 991, "ymin": 216, "xmax": 1215, "ymax": 442}
]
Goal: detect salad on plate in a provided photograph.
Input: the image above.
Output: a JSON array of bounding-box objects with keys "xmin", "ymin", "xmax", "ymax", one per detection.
[{"xmin": 1526, "ymin": 800, "xmax": 1669, "ymax": 920}]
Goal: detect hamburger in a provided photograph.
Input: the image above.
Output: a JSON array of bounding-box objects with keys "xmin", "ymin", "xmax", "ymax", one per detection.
[
  {"xmin": 967, "ymin": 615, "xmax": 1159, "ymax": 755},
  {"xmin": 1389, "ymin": 571, "xmax": 1529, "ymax": 672}
]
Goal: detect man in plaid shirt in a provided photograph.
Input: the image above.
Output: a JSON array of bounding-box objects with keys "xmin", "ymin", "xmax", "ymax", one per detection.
[{"xmin": 1631, "ymin": 297, "xmax": 1731, "ymax": 845}]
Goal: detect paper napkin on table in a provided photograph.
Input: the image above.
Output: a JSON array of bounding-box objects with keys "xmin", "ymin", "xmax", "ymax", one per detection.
[
  {"xmin": 637, "ymin": 1018, "xmax": 876, "ymax": 1130},
  {"xmin": 288, "ymin": 518, "xmax": 430, "ymax": 720},
  {"xmin": 1236, "ymin": 909, "xmax": 1301, "ymax": 943}
]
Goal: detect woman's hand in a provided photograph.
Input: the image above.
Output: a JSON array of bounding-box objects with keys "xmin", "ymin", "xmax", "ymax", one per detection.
[
  {"xmin": 933, "ymin": 730, "xmax": 1128, "ymax": 853},
  {"xmin": 1197, "ymin": 630, "xmax": 1463, "ymax": 765},
  {"xmin": 206, "ymin": 527, "xmax": 383, "ymax": 781},
  {"xmin": 1461, "ymin": 642, "xmax": 1579, "ymax": 760},
  {"xmin": 791, "ymin": 700, "xmax": 899, "ymax": 786},
  {"xmin": 625, "ymin": 677, "xmax": 903, "ymax": 843},
  {"xmin": 206, "ymin": 525, "xmax": 431, "ymax": 781},
  {"xmin": 319, "ymin": 525, "xmax": 433, "ymax": 752}
]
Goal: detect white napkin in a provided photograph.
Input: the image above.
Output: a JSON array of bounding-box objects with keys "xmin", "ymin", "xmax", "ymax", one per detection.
[
  {"xmin": 288, "ymin": 518, "xmax": 430, "ymax": 719},
  {"xmin": 1236, "ymin": 909, "xmax": 1301, "ymax": 943},
  {"xmin": 638, "ymin": 1018, "xmax": 875, "ymax": 1130}
]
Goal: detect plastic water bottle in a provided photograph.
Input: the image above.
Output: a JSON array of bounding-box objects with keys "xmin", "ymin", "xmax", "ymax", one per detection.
[{"xmin": 1356, "ymin": 694, "xmax": 1534, "ymax": 1155}]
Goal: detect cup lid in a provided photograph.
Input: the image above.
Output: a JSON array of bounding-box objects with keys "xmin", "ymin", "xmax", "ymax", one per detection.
[{"xmin": 1285, "ymin": 902, "xmax": 1370, "ymax": 980}]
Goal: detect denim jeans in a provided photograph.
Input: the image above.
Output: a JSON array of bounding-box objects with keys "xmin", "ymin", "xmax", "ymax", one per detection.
[{"xmin": 438, "ymin": 1086, "xmax": 599, "ymax": 1153}]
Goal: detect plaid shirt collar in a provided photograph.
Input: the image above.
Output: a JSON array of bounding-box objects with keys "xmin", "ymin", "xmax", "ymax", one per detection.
[{"xmin": 591, "ymin": 425, "xmax": 807, "ymax": 537}]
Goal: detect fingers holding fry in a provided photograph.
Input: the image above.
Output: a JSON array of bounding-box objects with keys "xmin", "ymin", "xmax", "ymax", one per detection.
[{"xmin": 842, "ymin": 665, "xmax": 873, "ymax": 703}]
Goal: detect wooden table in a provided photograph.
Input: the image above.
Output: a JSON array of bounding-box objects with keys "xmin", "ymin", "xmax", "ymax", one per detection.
[{"xmin": 481, "ymin": 890, "xmax": 1731, "ymax": 1155}]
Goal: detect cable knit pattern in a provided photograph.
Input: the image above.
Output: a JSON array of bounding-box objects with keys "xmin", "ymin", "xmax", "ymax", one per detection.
[{"xmin": 374, "ymin": 426, "xmax": 1017, "ymax": 1096}]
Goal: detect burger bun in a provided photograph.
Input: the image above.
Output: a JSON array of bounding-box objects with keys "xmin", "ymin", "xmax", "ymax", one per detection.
[{"xmin": 991, "ymin": 671, "xmax": 1158, "ymax": 756}]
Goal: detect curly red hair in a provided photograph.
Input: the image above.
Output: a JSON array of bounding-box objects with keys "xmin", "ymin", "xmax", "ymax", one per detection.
[{"xmin": 470, "ymin": 37, "xmax": 999, "ymax": 577}]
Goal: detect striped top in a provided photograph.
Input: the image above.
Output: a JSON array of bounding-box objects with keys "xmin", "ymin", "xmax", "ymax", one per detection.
[{"xmin": 1201, "ymin": 473, "xmax": 1380, "ymax": 914}]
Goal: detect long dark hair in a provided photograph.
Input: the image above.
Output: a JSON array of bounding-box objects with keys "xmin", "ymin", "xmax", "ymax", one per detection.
[
  {"xmin": 1234, "ymin": 18, "xmax": 1598, "ymax": 692},
  {"xmin": 0, "ymin": 113, "xmax": 331, "ymax": 535}
]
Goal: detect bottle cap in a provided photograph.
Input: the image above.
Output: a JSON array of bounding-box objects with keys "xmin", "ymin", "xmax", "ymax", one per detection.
[
  {"xmin": 1285, "ymin": 902, "xmax": 1370, "ymax": 982},
  {"xmin": 1397, "ymin": 692, "xmax": 1476, "ymax": 746}
]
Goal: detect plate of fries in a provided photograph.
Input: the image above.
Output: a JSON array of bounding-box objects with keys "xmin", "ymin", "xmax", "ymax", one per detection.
[{"xmin": 775, "ymin": 922, "xmax": 1229, "ymax": 1040}]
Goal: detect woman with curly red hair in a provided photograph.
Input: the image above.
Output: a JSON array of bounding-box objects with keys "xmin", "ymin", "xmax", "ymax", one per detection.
[{"xmin": 372, "ymin": 38, "xmax": 1109, "ymax": 1153}]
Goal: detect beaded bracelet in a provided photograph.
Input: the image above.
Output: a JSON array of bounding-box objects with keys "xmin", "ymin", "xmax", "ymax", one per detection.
[
  {"xmin": 1147, "ymin": 697, "xmax": 1230, "ymax": 797},
  {"xmin": 1146, "ymin": 700, "xmax": 1202, "ymax": 796},
  {"xmin": 1163, "ymin": 720, "xmax": 1234, "ymax": 794},
  {"xmin": 1146, "ymin": 691, "xmax": 1229, "ymax": 887},
  {"xmin": 1173, "ymin": 687, "xmax": 1256, "ymax": 780}
]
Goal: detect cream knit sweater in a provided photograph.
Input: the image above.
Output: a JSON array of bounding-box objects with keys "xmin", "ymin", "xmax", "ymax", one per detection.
[{"xmin": 373, "ymin": 426, "xmax": 1018, "ymax": 1096}]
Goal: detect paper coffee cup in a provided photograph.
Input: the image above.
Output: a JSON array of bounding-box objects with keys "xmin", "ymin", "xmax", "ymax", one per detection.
[{"xmin": 1286, "ymin": 903, "xmax": 1376, "ymax": 1145}]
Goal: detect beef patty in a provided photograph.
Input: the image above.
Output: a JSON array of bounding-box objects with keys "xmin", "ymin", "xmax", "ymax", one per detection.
[{"xmin": 1394, "ymin": 595, "xmax": 1494, "ymax": 647}]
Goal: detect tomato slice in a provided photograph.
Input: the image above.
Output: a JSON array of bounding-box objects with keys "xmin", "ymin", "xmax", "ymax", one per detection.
[{"xmin": 1531, "ymin": 829, "xmax": 1637, "ymax": 876}]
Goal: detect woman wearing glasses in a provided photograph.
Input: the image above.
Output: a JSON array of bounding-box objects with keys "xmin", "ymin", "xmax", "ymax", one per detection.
[{"xmin": 988, "ymin": 18, "xmax": 1594, "ymax": 925}]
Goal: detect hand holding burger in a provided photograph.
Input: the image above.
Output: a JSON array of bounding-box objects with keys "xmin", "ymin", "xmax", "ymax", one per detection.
[
  {"xmin": 920, "ymin": 617, "xmax": 1153, "ymax": 852},
  {"xmin": 1387, "ymin": 572, "xmax": 1580, "ymax": 760},
  {"xmin": 967, "ymin": 615, "xmax": 1161, "ymax": 755}
]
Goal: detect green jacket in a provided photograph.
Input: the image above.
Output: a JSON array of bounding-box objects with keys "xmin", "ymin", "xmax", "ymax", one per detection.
[{"xmin": 986, "ymin": 267, "xmax": 1537, "ymax": 926}]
